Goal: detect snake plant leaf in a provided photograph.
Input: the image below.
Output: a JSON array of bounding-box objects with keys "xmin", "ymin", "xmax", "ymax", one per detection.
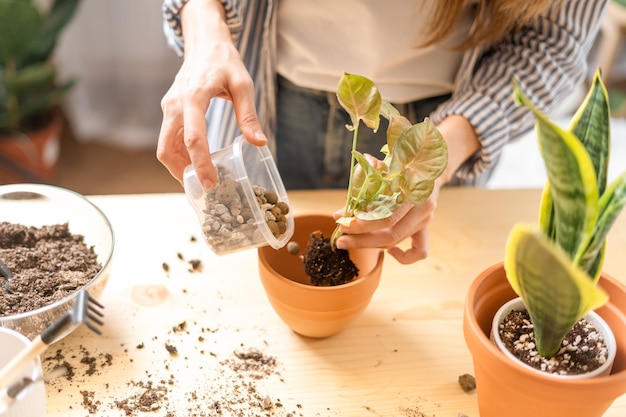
[
  {"xmin": 568, "ymin": 69, "xmax": 610, "ymax": 197},
  {"xmin": 504, "ymin": 224, "xmax": 609, "ymax": 358},
  {"xmin": 0, "ymin": 0, "xmax": 41, "ymax": 62},
  {"xmin": 337, "ymin": 72, "xmax": 381, "ymax": 132},
  {"xmin": 514, "ymin": 81, "xmax": 599, "ymax": 261},
  {"xmin": 538, "ymin": 182, "xmax": 556, "ymax": 239},
  {"xmin": 578, "ymin": 172, "xmax": 626, "ymax": 279},
  {"xmin": 389, "ymin": 118, "xmax": 448, "ymax": 204}
]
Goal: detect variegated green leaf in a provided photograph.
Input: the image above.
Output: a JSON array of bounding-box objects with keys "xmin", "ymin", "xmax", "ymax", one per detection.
[
  {"xmin": 504, "ymin": 224, "xmax": 608, "ymax": 357},
  {"xmin": 538, "ymin": 181, "xmax": 555, "ymax": 238},
  {"xmin": 354, "ymin": 194, "xmax": 400, "ymax": 220},
  {"xmin": 380, "ymin": 100, "xmax": 400, "ymax": 119},
  {"xmin": 514, "ymin": 81, "xmax": 599, "ymax": 260},
  {"xmin": 385, "ymin": 114, "xmax": 412, "ymax": 158},
  {"xmin": 350, "ymin": 151, "xmax": 388, "ymax": 201},
  {"xmin": 389, "ymin": 118, "xmax": 448, "ymax": 204},
  {"xmin": 568, "ymin": 69, "xmax": 610, "ymax": 196},
  {"xmin": 578, "ymin": 172, "xmax": 626, "ymax": 279},
  {"xmin": 336, "ymin": 72, "xmax": 381, "ymax": 132}
]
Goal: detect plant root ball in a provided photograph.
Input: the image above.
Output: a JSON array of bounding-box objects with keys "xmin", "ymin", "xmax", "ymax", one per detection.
[{"xmin": 303, "ymin": 231, "xmax": 358, "ymax": 286}]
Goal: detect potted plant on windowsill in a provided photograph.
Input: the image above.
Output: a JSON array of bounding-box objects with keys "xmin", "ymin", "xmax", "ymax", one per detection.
[
  {"xmin": 258, "ymin": 72, "xmax": 448, "ymax": 338},
  {"xmin": 463, "ymin": 69, "xmax": 626, "ymax": 417},
  {"xmin": 0, "ymin": 0, "xmax": 81, "ymax": 183}
]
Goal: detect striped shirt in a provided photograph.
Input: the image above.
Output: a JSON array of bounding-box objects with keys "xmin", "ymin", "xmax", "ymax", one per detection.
[{"xmin": 162, "ymin": 0, "xmax": 608, "ymax": 183}]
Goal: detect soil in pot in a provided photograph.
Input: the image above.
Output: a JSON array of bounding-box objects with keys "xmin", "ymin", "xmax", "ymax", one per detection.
[
  {"xmin": 498, "ymin": 308, "xmax": 611, "ymax": 376},
  {"xmin": 0, "ymin": 221, "xmax": 101, "ymax": 316},
  {"xmin": 301, "ymin": 230, "xmax": 359, "ymax": 286}
]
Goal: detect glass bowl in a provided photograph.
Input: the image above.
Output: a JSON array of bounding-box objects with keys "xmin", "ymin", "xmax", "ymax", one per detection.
[{"xmin": 0, "ymin": 183, "xmax": 114, "ymax": 342}]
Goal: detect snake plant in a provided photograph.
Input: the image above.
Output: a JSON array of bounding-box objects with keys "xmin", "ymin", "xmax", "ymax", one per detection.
[{"xmin": 504, "ymin": 69, "xmax": 626, "ymax": 358}]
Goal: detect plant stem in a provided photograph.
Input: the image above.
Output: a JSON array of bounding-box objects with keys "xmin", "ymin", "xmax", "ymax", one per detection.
[
  {"xmin": 343, "ymin": 125, "xmax": 360, "ymax": 217},
  {"xmin": 331, "ymin": 122, "xmax": 361, "ymax": 248}
]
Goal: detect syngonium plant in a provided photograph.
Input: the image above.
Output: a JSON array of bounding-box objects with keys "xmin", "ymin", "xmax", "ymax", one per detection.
[
  {"xmin": 504, "ymin": 69, "xmax": 626, "ymax": 358},
  {"xmin": 330, "ymin": 72, "xmax": 449, "ymax": 245}
]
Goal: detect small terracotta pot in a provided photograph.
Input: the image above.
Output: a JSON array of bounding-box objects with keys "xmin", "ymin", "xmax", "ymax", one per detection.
[
  {"xmin": 0, "ymin": 111, "xmax": 63, "ymax": 183},
  {"xmin": 491, "ymin": 297, "xmax": 616, "ymax": 379},
  {"xmin": 258, "ymin": 214, "xmax": 384, "ymax": 338},
  {"xmin": 464, "ymin": 262, "xmax": 626, "ymax": 417}
]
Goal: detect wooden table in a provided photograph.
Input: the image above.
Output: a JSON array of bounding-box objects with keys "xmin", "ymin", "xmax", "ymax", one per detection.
[{"xmin": 42, "ymin": 188, "xmax": 626, "ymax": 417}]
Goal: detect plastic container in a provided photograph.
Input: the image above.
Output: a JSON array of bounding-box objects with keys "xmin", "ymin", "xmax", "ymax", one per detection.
[
  {"xmin": 0, "ymin": 325, "xmax": 47, "ymax": 417},
  {"xmin": 184, "ymin": 136, "xmax": 294, "ymax": 255}
]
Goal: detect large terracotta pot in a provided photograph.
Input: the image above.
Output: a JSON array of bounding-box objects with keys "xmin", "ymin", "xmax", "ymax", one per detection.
[
  {"xmin": 258, "ymin": 214, "xmax": 384, "ymax": 338},
  {"xmin": 464, "ymin": 262, "xmax": 626, "ymax": 417},
  {"xmin": 0, "ymin": 112, "xmax": 63, "ymax": 183}
]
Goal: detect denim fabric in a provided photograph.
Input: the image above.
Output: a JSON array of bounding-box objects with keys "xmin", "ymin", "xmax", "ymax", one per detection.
[{"xmin": 276, "ymin": 75, "xmax": 451, "ymax": 190}]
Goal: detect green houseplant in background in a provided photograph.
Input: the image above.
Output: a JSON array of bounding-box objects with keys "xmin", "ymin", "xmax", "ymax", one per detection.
[
  {"xmin": 0, "ymin": 0, "xmax": 81, "ymax": 183},
  {"xmin": 463, "ymin": 68, "xmax": 626, "ymax": 417}
]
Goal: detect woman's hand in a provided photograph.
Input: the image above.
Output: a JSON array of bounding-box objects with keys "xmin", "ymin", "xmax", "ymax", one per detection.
[
  {"xmin": 157, "ymin": 0, "xmax": 266, "ymax": 189},
  {"xmin": 334, "ymin": 183, "xmax": 441, "ymax": 265},
  {"xmin": 334, "ymin": 115, "xmax": 480, "ymax": 264}
]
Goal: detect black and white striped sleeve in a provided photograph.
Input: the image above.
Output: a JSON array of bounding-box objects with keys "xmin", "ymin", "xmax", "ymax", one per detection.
[
  {"xmin": 431, "ymin": 0, "xmax": 609, "ymax": 182},
  {"xmin": 161, "ymin": 0, "xmax": 244, "ymax": 57}
]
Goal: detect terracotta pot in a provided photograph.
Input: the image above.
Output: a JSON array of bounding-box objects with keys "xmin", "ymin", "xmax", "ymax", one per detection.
[
  {"xmin": 258, "ymin": 214, "xmax": 384, "ymax": 338},
  {"xmin": 0, "ymin": 112, "xmax": 63, "ymax": 183},
  {"xmin": 464, "ymin": 262, "xmax": 626, "ymax": 417}
]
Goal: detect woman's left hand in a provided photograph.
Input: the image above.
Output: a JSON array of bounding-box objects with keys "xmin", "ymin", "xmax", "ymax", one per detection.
[{"xmin": 333, "ymin": 184, "xmax": 441, "ymax": 265}]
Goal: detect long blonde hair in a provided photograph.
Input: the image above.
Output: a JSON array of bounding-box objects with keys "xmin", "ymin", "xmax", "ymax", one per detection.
[{"xmin": 420, "ymin": 0, "xmax": 560, "ymax": 49}]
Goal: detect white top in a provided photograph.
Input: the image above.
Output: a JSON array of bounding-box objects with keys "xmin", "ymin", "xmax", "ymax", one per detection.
[{"xmin": 276, "ymin": 0, "xmax": 473, "ymax": 103}]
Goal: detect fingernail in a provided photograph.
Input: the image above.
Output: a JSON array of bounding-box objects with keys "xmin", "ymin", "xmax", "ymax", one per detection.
[
  {"xmin": 202, "ymin": 179, "xmax": 214, "ymax": 190},
  {"xmin": 255, "ymin": 130, "xmax": 267, "ymax": 144}
]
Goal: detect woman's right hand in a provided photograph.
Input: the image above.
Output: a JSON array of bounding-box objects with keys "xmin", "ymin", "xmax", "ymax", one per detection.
[{"xmin": 157, "ymin": 0, "xmax": 267, "ymax": 190}]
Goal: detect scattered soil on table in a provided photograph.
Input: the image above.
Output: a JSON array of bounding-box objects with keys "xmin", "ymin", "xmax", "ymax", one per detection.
[
  {"xmin": 45, "ymin": 342, "xmax": 304, "ymax": 417},
  {"xmin": 0, "ymin": 222, "xmax": 101, "ymax": 316},
  {"xmin": 302, "ymin": 231, "xmax": 358, "ymax": 286},
  {"xmin": 498, "ymin": 309, "xmax": 610, "ymax": 375}
]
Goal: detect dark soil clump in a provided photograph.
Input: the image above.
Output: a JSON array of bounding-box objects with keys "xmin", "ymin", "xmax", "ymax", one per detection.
[
  {"xmin": 0, "ymin": 222, "xmax": 101, "ymax": 316},
  {"xmin": 457, "ymin": 373, "xmax": 476, "ymax": 392},
  {"xmin": 303, "ymin": 231, "xmax": 358, "ymax": 286}
]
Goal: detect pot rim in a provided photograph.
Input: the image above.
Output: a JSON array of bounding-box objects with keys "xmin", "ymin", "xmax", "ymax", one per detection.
[
  {"xmin": 258, "ymin": 246, "xmax": 384, "ymax": 291},
  {"xmin": 464, "ymin": 262, "xmax": 626, "ymax": 389},
  {"xmin": 491, "ymin": 297, "xmax": 617, "ymax": 379}
]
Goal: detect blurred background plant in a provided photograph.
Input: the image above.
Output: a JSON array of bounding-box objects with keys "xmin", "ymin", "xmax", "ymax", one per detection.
[{"xmin": 0, "ymin": 0, "xmax": 81, "ymax": 135}]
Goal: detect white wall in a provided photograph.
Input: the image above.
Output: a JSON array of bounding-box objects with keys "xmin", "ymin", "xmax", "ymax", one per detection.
[{"xmin": 56, "ymin": 0, "xmax": 182, "ymax": 149}]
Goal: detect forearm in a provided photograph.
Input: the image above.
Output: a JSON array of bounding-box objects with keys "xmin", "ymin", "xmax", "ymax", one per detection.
[
  {"xmin": 181, "ymin": 0, "xmax": 230, "ymax": 56},
  {"xmin": 162, "ymin": 0, "xmax": 243, "ymax": 56},
  {"xmin": 431, "ymin": 0, "xmax": 608, "ymax": 182},
  {"xmin": 435, "ymin": 115, "xmax": 481, "ymax": 185}
]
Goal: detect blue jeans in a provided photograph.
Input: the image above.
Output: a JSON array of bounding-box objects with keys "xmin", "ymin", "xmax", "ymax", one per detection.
[{"xmin": 276, "ymin": 75, "xmax": 451, "ymax": 190}]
